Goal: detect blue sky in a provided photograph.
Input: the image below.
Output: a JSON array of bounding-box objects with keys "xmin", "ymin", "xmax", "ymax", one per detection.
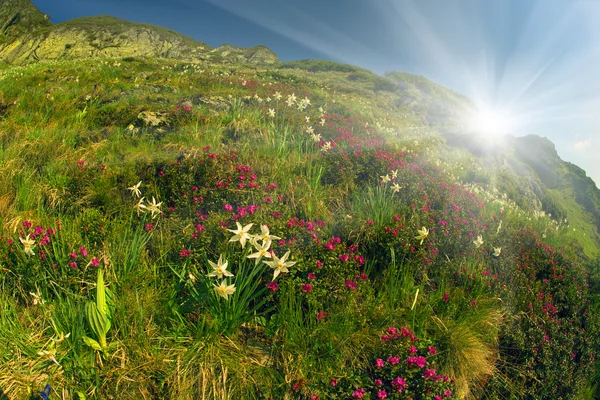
[{"xmin": 32, "ymin": 0, "xmax": 600, "ymax": 185}]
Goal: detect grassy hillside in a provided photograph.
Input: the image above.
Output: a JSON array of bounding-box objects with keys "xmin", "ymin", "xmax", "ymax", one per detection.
[{"xmin": 0, "ymin": 54, "xmax": 599, "ymax": 400}]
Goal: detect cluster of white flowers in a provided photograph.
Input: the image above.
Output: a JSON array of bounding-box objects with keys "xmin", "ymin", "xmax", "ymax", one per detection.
[{"xmin": 127, "ymin": 181, "xmax": 162, "ymax": 219}]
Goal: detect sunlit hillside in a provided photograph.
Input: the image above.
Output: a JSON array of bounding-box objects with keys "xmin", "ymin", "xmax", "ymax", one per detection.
[{"xmin": 0, "ymin": 2, "xmax": 599, "ymax": 400}]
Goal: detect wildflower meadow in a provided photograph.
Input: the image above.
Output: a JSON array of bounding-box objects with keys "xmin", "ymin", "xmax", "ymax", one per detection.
[{"xmin": 0, "ymin": 56, "xmax": 598, "ymax": 400}]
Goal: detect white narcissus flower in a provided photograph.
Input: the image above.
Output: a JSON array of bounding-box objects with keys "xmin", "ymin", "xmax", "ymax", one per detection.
[
  {"xmin": 255, "ymin": 224, "xmax": 281, "ymax": 243},
  {"xmin": 473, "ymin": 235, "xmax": 484, "ymax": 248},
  {"xmin": 268, "ymin": 108, "xmax": 275, "ymax": 118},
  {"xmin": 312, "ymin": 133, "xmax": 321, "ymax": 142},
  {"xmin": 493, "ymin": 247, "xmax": 502, "ymax": 257},
  {"xmin": 319, "ymin": 117, "xmax": 326, "ymax": 126},
  {"xmin": 214, "ymin": 281, "xmax": 236, "ymax": 300},
  {"xmin": 30, "ymin": 290, "xmax": 44, "ymax": 305},
  {"xmin": 415, "ymin": 227, "xmax": 429, "ymax": 245},
  {"xmin": 263, "ymin": 250, "xmax": 296, "ymax": 280},
  {"xmin": 380, "ymin": 174, "xmax": 391, "ymax": 184},
  {"xmin": 227, "ymin": 222, "xmax": 254, "ymax": 248},
  {"xmin": 206, "ymin": 255, "xmax": 234, "ymax": 279},
  {"xmin": 146, "ymin": 197, "xmax": 162, "ymax": 219},
  {"xmin": 134, "ymin": 197, "xmax": 147, "ymax": 215},
  {"xmin": 20, "ymin": 234, "xmax": 36, "ymax": 256},
  {"xmin": 286, "ymin": 93, "xmax": 296, "ymax": 107},
  {"xmin": 274, "ymin": 91, "xmax": 282, "ymax": 101},
  {"xmin": 247, "ymin": 240, "xmax": 272, "ymax": 263},
  {"xmin": 392, "ymin": 183, "xmax": 402, "ymax": 193},
  {"xmin": 128, "ymin": 181, "xmax": 143, "ymax": 197}
]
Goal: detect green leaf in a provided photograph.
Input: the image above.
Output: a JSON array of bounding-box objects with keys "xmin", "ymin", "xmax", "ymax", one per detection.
[
  {"xmin": 82, "ymin": 336, "xmax": 102, "ymax": 351},
  {"xmin": 96, "ymin": 268, "xmax": 109, "ymax": 319},
  {"xmin": 76, "ymin": 392, "xmax": 87, "ymax": 400},
  {"xmin": 86, "ymin": 301, "xmax": 110, "ymax": 337}
]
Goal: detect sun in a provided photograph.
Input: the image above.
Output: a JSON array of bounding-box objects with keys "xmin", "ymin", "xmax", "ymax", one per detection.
[{"xmin": 466, "ymin": 107, "xmax": 519, "ymax": 140}]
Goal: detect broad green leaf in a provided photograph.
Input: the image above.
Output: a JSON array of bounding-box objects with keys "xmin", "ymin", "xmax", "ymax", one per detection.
[{"xmin": 82, "ymin": 336, "xmax": 102, "ymax": 351}]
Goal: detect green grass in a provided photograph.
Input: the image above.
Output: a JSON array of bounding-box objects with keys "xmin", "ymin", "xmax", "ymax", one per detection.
[{"xmin": 0, "ymin": 55, "xmax": 597, "ymax": 400}]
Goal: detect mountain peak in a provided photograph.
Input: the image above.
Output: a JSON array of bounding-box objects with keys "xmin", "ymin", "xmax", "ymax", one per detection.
[{"xmin": 0, "ymin": 0, "xmax": 51, "ymax": 37}]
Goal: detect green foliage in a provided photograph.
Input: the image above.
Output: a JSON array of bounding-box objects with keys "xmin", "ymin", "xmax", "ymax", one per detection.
[{"xmin": 0, "ymin": 55, "xmax": 597, "ymax": 400}]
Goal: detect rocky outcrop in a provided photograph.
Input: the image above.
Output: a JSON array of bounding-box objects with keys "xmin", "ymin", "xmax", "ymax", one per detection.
[{"xmin": 0, "ymin": 1, "xmax": 279, "ymax": 65}]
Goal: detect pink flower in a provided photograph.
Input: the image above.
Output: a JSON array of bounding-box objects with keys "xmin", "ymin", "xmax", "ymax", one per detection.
[
  {"xmin": 377, "ymin": 390, "xmax": 387, "ymax": 399},
  {"xmin": 145, "ymin": 223, "xmax": 154, "ymax": 231},
  {"xmin": 317, "ymin": 311, "xmax": 327, "ymax": 321},
  {"xmin": 179, "ymin": 249, "xmax": 191, "ymax": 258},
  {"xmin": 428, "ymin": 346, "xmax": 437, "ymax": 356},
  {"xmin": 69, "ymin": 261, "xmax": 77, "ymax": 269},
  {"xmin": 374, "ymin": 379, "xmax": 382, "ymax": 386},
  {"xmin": 308, "ymin": 272, "xmax": 316, "ymax": 280},
  {"xmin": 375, "ymin": 358, "xmax": 385, "ymax": 369},
  {"xmin": 224, "ymin": 204, "xmax": 233, "ymax": 212},
  {"xmin": 443, "ymin": 293, "xmax": 449, "ymax": 302},
  {"xmin": 266, "ymin": 281, "xmax": 279, "ymax": 292},
  {"xmin": 444, "ymin": 389, "xmax": 453, "ymax": 397},
  {"xmin": 424, "ymin": 368, "xmax": 437, "ymax": 380},
  {"xmin": 352, "ymin": 389, "xmax": 365, "ymax": 398},
  {"xmin": 339, "ymin": 253, "xmax": 350, "ymax": 261},
  {"xmin": 301, "ymin": 283, "xmax": 313, "ymax": 293},
  {"xmin": 79, "ymin": 246, "xmax": 88, "ymax": 257},
  {"xmin": 387, "ymin": 355, "xmax": 400, "ymax": 365},
  {"xmin": 91, "ymin": 257, "xmax": 100, "ymax": 267},
  {"xmin": 345, "ymin": 280, "xmax": 357, "ymax": 290},
  {"xmin": 70, "ymin": 251, "xmax": 77, "ymax": 259},
  {"xmin": 409, "ymin": 345, "xmax": 418, "ymax": 354},
  {"xmin": 407, "ymin": 356, "xmax": 427, "ymax": 368},
  {"xmin": 330, "ymin": 379, "xmax": 337, "ymax": 387},
  {"xmin": 392, "ymin": 377, "xmax": 406, "ymax": 391}
]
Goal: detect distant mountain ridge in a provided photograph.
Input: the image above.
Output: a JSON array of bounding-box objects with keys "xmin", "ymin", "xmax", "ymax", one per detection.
[{"xmin": 0, "ymin": 0, "xmax": 278, "ymax": 64}]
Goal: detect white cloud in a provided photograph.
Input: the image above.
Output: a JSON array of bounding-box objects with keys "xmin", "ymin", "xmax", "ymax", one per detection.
[{"xmin": 573, "ymin": 140, "xmax": 592, "ymax": 150}]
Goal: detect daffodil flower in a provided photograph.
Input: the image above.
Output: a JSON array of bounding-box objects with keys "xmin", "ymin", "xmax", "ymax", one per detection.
[
  {"xmin": 380, "ymin": 174, "xmax": 391, "ymax": 183},
  {"xmin": 415, "ymin": 227, "xmax": 429, "ymax": 245},
  {"xmin": 214, "ymin": 281, "xmax": 236, "ymax": 300},
  {"xmin": 263, "ymin": 250, "xmax": 296, "ymax": 280},
  {"xmin": 29, "ymin": 290, "xmax": 44, "ymax": 305},
  {"xmin": 247, "ymin": 239, "xmax": 272, "ymax": 264},
  {"xmin": 128, "ymin": 181, "xmax": 142, "ymax": 198},
  {"xmin": 392, "ymin": 183, "xmax": 402, "ymax": 193},
  {"xmin": 493, "ymin": 247, "xmax": 502, "ymax": 257},
  {"xmin": 268, "ymin": 108, "xmax": 275, "ymax": 118},
  {"xmin": 227, "ymin": 222, "xmax": 254, "ymax": 248},
  {"xmin": 286, "ymin": 93, "xmax": 296, "ymax": 106},
  {"xmin": 146, "ymin": 197, "xmax": 162, "ymax": 218},
  {"xmin": 473, "ymin": 235, "xmax": 484, "ymax": 248},
  {"xmin": 254, "ymin": 224, "xmax": 281, "ymax": 243},
  {"xmin": 207, "ymin": 255, "xmax": 234, "ymax": 279},
  {"xmin": 134, "ymin": 197, "xmax": 147, "ymax": 215},
  {"xmin": 20, "ymin": 234, "xmax": 36, "ymax": 256}
]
